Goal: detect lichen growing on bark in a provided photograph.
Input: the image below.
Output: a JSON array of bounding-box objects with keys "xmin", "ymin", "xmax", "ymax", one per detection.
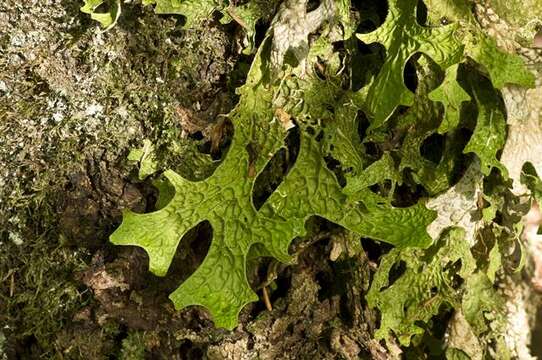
[{"xmin": 2, "ymin": 0, "xmax": 542, "ymax": 358}]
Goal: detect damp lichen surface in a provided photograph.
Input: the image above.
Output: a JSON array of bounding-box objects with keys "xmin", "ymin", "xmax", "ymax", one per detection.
[
  {"xmin": 102, "ymin": 0, "xmax": 537, "ymax": 351},
  {"xmin": 2, "ymin": 0, "xmax": 542, "ymax": 357}
]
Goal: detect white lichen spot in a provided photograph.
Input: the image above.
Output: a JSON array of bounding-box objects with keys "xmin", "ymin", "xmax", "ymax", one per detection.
[
  {"xmin": 445, "ymin": 310, "xmax": 483, "ymax": 360},
  {"xmin": 270, "ymin": 0, "xmax": 335, "ymax": 73},
  {"xmin": 10, "ymin": 32, "xmax": 25, "ymax": 47},
  {"xmin": 52, "ymin": 112, "xmax": 64, "ymax": 123},
  {"xmin": 426, "ymin": 161, "xmax": 483, "ymax": 245},
  {"xmin": 85, "ymin": 103, "xmax": 104, "ymax": 116},
  {"xmin": 116, "ymin": 106, "xmax": 129, "ymax": 118},
  {"xmin": 8, "ymin": 232, "xmax": 23, "ymax": 246},
  {"xmin": 501, "ymin": 83, "xmax": 542, "ymax": 196}
]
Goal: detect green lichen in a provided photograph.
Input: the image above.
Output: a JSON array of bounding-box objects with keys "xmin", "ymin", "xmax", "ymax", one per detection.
[
  {"xmin": 81, "ymin": 0, "xmax": 121, "ymax": 29},
  {"xmin": 87, "ymin": 0, "xmax": 537, "ymax": 353},
  {"xmin": 356, "ymin": 0, "xmax": 464, "ymax": 129},
  {"xmin": 112, "ymin": 40, "xmax": 436, "ymax": 328}
]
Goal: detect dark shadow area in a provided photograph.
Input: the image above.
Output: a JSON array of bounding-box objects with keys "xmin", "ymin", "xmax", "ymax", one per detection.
[
  {"xmin": 254, "ymin": 20, "xmax": 268, "ymax": 49},
  {"xmin": 447, "ymin": 128, "xmax": 473, "ymax": 187},
  {"xmin": 349, "ymin": 0, "xmax": 389, "ymax": 91},
  {"xmin": 416, "ymin": 0, "xmax": 428, "ymax": 26},
  {"xmin": 307, "ymin": 0, "xmax": 322, "ymax": 12},
  {"xmin": 386, "ymin": 260, "xmax": 407, "ymax": 288},
  {"xmin": 404, "ymin": 53, "xmax": 420, "ymax": 93},
  {"xmin": 351, "ymin": 42, "xmax": 386, "ymax": 91},
  {"xmin": 324, "ymin": 155, "xmax": 348, "ymax": 188},
  {"xmin": 178, "ymin": 340, "xmax": 205, "ymax": 360},
  {"xmin": 361, "ymin": 237, "xmax": 393, "ymax": 262},
  {"xmin": 352, "ymin": 0, "xmax": 389, "ymax": 34},
  {"xmin": 357, "ymin": 110, "xmax": 371, "ymax": 142},
  {"xmin": 421, "ymin": 133, "xmax": 446, "ymax": 164},
  {"xmin": 162, "ymin": 221, "xmax": 213, "ymax": 291},
  {"xmin": 532, "ymin": 305, "xmax": 542, "ymax": 357},
  {"xmin": 392, "ymin": 173, "xmax": 429, "ymax": 208},
  {"xmin": 252, "ymin": 125, "xmax": 301, "ymax": 210},
  {"xmin": 404, "ymin": 306, "xmax": 454, "ymax": 358}
]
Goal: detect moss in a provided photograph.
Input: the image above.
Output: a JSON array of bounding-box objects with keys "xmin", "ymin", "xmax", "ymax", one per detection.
[
  {"xmin": 120, "ymin": 331, "xmax": 146, "ymax": 360},
  {"xmin": 0, "ymin": 0, "xmax": 242, "ymax": 356},
  {"xmin": 0, "ymin": 241, "xmax": 88, "ymax": 356},
  {"xmin": 489, "ymin": 0, "xmax": 542, "ymax": 28}
]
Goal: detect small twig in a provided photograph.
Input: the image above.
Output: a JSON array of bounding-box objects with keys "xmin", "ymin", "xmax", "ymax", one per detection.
[
  {"xmin": 10, "ymin": 272, "xmax": 15, "ymax": 297},
  {"xmin": 262, "ymin": 286, "xmax": 273, "ymax": 311},
  {"xmin": 1, "ymin": 268, "xmax": 15, "ymax": 282}
]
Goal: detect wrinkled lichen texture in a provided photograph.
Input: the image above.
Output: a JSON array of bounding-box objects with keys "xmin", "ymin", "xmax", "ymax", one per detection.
[
  {"xmin": 0, "ymin": 0, "xmax": 393, "ymax": 357},
  {"xmin": 3, "ymin": 0, "xmax": 542, "ymax": 359},
  {"xmin": 109, "ymin": 2, "xmax": 538, "ymax": 360},
  {"xmin": 111, "ymin": 0, "xmax": 452, "ymax": 331}
]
